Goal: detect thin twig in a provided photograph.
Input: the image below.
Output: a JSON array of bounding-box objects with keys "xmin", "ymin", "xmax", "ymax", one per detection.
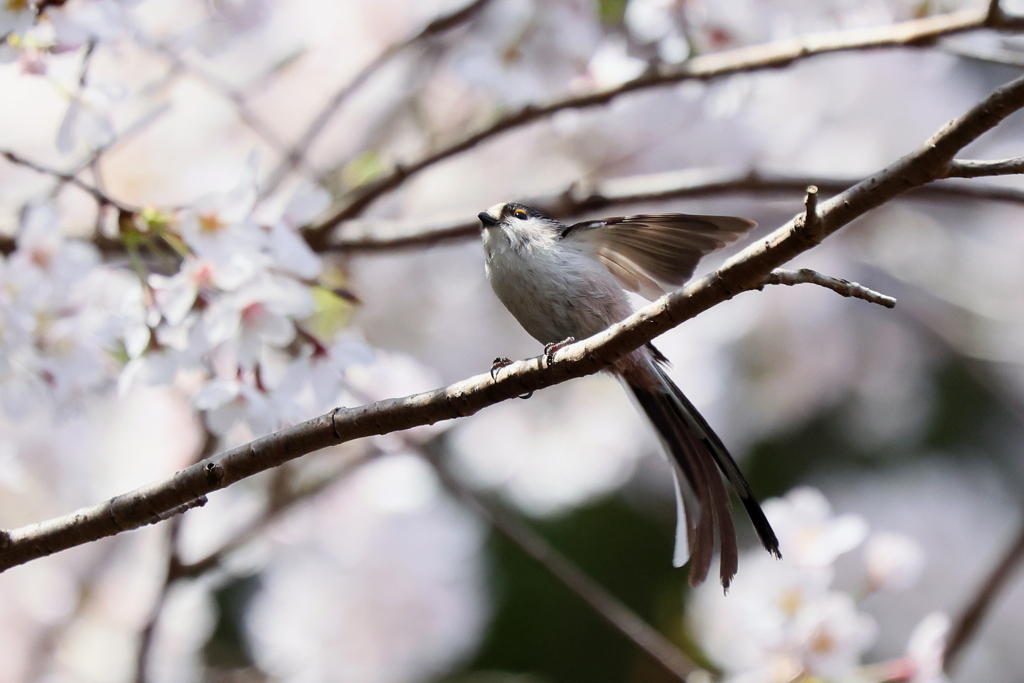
[
  {"xmin": 141, "ymin": 41, "xmax": 295, "ymax": 161},
  {"xmin": 943, "ymin": 517, "xmax": 1024, "ymax": 673},
  {"xmin": 259, "ymin": 0, "xmax": 495, "ymax": 197},
  {"xmin": 0, "ymin": 104, "xmax": 172, "ymax": 256},
  {"xmin": 2, "ymin": 72, "xmax": 1024, "ymax": 572},
  {"xmin": 763, "ymin": 268, "xmax": 897, "ymax": 308},
  {"xmin": 1, "ymin": 149, "xmax": 136, "ymax": 213},
  {"xmin": 305, "ymin": 6, "xmax": 1022, "ymax": 246},
  {"xmin": 802, "ymin": 185, "xmax": 821, "ymax": 238},
  {"xmin": 175, "ymin": 449, "xmax": 373, "ymax": 579},
  {"xmin": 77, "ymin": 39, "xmax": 96, "ymax": 89},
  {"xmin": 942, "ymin": 37, "xmax": 1024, "ymax": 67},
  {"xmin": 86, "ymin": 104, "xmax": 173, "ymax": 168},
  {"xmin": 132, "ymin": 516, "xmax": 184, "ymax": 683},
  {"xmin": 132, "ymin": 430, "xmax": 218, "ymax": 683},
  {"xmin": 989, "ymin": 0, "xmax": 1006, "ymax": 25},
  {"xmin": 428, "ymin": 454, "xmax": 695, "ymax": 681},
  {"xmin": 948, "ymin": 156, "xmax": 1024, "ymax": 178}
]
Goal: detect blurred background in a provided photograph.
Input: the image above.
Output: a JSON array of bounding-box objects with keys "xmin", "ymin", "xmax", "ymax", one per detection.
[{"xmin": 1, "ymin": 0, "xmax": 1024, "ymax": 681}]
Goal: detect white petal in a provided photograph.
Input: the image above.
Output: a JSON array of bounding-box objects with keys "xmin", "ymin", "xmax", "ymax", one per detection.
[
  {"xmin": 157, "ymin": 276, "xmax": 200, "ymax": 326},
  {"xmin": 194, "ymin": 380, "xmax": 240, "ymax": 411},
  {"xmin": 256, "ymin": 312, "xmax": 295, "ymax": 348},
  {"xmin": 282, "ymin": 183, "xmax": 330, "ymax": 226},
  {"xmin": 865, "ymin": 531, "xmax": 926, "ymax": 592},
  {"xmin": 56, "ymin": 99, "xmax": 81, "ymax": 154},
  {"xmin": 269, "ymin": 222, "xmax": 322, "ymax": 279},
  {"xmin": 204, "ymin": 302, "xmax": 241, "ymax": 347},
  {"xmin": 123, "ymin": 321, "xmax": 151, "ymax": 359}
]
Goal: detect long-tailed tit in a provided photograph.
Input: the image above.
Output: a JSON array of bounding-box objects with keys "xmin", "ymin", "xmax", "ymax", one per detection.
[{"xmin": 478, "ymin": 202, "xmax": 781, "ymax": 588}]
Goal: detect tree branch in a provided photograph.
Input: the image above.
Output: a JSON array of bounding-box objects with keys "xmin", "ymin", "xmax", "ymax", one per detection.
[
  {"xmin": 325, "ymin": 170, "xmax": 1024, "ymax": 254},
  {"xmin": 428, "ymin": 453, "xmax": 696, "ymax": 681},
  {"xmin": 259, "ymin": 0, "xmax": 496, "ymax": 197},
  {"xmin": 141, "ymin": 40, "xmax": 297, "ymax": 164},
  {"xmin": 0, "ymin": 104, "xmax": 171, "ymax": 256},
  {"xmin": 948, "ymin": 156, "xmax": 1024, "ymax": 178},
  {"xmin": 0, "ymin": 149, "xmax": 137, "ymax": 214},
  {"xmin": 132, "ymin": 517, "xmax": 184, "ymax": 683},
  {"xmin": 763, "ymin": 268, "xmax": 896, "ymax": 308},
  {"xmin": 304, "ymin": 6, "xmax": 1023, "ymax": 247},
  {"xmin": 174, "ymin": 450, "xmax": 372, "ymax": 579},
  {"xmin": 942, "ymin": 36, "xmax": 1024, "ymax": 68},
  {"xmin": 943, "ymin": 516, "xmax": 1024, "ymax": 673},
  {"xmin": 2, "ymin": 72, "xmax": 1024, "ymax": 573}
]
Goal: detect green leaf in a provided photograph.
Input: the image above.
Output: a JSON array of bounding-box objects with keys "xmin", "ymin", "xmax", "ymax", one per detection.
[
  {"xmin": 304, "ymin": 286, "xmax": 355, "ymax": 343},
  {"xmin": 342, "ymin": 149, "xmax": 387, "ymax": 189}
]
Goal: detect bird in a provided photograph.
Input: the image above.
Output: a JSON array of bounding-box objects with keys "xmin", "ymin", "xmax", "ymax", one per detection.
[{"xmin": 478, "ymin": 201, "xmax": 781, "ymax": 588}]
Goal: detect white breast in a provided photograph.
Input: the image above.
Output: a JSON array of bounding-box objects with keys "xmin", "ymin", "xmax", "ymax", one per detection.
[{"xmin": 482, "ymin": 224, "xmax": 633, "ymax": 345}]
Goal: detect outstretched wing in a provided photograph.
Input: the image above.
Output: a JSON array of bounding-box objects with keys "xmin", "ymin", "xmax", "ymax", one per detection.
[{"xmin": 562, "ymin": 214, "xmax": 755, "ymax": 299}]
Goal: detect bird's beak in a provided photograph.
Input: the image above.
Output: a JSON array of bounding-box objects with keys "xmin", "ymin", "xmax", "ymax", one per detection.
[{"xmin": 478, "ymin": 212, "xmax": 499, "ymax": 227}]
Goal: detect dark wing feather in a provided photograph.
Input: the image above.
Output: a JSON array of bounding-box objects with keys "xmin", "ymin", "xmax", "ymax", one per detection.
[{"xmin": 563, "ymin": 214, "xmax": 756, "ymax": 299}]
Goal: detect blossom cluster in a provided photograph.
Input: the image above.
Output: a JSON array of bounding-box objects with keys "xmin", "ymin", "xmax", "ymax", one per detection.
[
  {"xmin": 0, "ymin": 178, "xmax": 373, "ymax": 442},
  {"xmin": 0, "ymin": 202, "xmax": 140, "ymax": 414},
  {"xmin": 687, "ymin": 487, "xmax": 944, "ymax": 683},
  {"xmin": 124, "ymin": 174, "xmax": 373, "ymax": 438}
]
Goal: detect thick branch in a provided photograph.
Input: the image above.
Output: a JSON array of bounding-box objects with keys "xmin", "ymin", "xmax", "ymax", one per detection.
[
  {"xmin": 763, "ymin": 268, "xmax": 897, "ymax": 308},
  {"xmin": 943, "ymin": 517, "xmax": 1024, "ymax": 673},
  {"xmin": 305, "ymin": 6, "xmax": 1018, "ymax": 246},
  {"xmin": 2, "ymin": 73, "xmax": 1024, "ymax": 573}
]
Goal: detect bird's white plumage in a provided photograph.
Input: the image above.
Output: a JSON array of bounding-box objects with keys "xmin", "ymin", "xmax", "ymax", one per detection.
[
  {"xmin": 477, "ymin": 202, "xmax": 780, "ymax": 586},
  {"xmin": 481, "ymin": 206, "xmax": 633, "ymax": 344},
  {"xmin": 480, "ymin": 203, "xmax": 696, "ymax": 567}
]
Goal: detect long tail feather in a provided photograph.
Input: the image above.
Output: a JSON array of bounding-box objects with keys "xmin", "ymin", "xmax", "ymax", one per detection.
[
  {"xmin": 625, "ymin": 360, "xmax": 780, "ymax": 588},
  {"xmin": 654, "ymin": 365, "xmax": 781, "ymax": 559}
]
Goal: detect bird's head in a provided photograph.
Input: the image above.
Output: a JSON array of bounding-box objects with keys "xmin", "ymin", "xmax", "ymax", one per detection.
[{"xmin": 478, "ymin": 202, "xmax": 561, "ymax": 250}]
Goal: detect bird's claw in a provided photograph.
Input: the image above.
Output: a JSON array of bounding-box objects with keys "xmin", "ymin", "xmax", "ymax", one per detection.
[
  {"xmin": 543, "ymin": 337, "xmax": 575, "ymax": 366},
  {"xmin": 490, "ymin": 356, "xmax": 513, "ymax": 381},
  {"xmin": 490, "ymin": 357, "xmax": 532, "ymax": 398}
]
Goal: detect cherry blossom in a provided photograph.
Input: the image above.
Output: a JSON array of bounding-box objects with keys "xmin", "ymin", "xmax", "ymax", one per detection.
[
  {"xmin": 0, "ymin": 0, "xmax": 35, "ymax": 63},
  {"xmin": 0, "ymin": 203, "xmax": 143, "ymax": 410},
  {"xmin": 903, "ymin": 612, "xmax": 950, "ymax": 683},
  {"xmin": 687, "ymin": 487, "xmax": 893, "ymax": 683},
  {"xmin": 272, "ymin": 339, "xmax": 375, "ymax": 418},
  {"xmin": 792, "ymin": 593, "xmax": 877, "ymax": 680},
  {"xmin": 193, "ymin": 377, "xmax": 281, "ymax": 437},
  {"xmin": 864, "ymin": 531, "xmax": 926, "ymax": 593},
  {"xmin": 762, "ymin": 486, "xmax": 869, "ymax": 568},
  {"xmin": 176, "ymin": 175, "xmax": 264, "ymax": 286}
]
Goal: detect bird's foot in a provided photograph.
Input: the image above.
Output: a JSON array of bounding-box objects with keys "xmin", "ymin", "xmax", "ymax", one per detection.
[
  {"xmin": 543, "ymin": 337, "xmax": 576, "ymax": 366},
  {"xmin": 490, "ymin": 356, "xmax": 513, "ymax": 381},
  {"xmin": 490, "ymin": 357, "xmax": 532, "ymax": 399}
]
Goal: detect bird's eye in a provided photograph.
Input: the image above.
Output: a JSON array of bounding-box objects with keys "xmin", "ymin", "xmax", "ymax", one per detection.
[{"xmin": 513, "ymin": 210, "xmax": 527, "ymax": 220}]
